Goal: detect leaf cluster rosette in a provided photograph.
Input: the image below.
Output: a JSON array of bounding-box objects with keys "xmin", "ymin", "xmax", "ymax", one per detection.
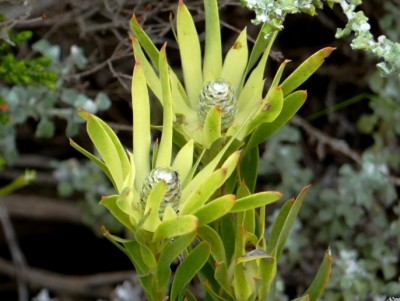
[{"xmin": 130, "ymin": 0, "xmax": 334, "ymax": 159}]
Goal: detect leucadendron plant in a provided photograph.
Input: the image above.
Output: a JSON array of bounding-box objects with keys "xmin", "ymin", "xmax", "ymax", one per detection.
[
  {"xmin": 71, "ymin": 0, "xmax": 333, "ymax": 300},
  {"xmin": 70, "ymin": 43, "xmax": 283, "ymax": 300}
]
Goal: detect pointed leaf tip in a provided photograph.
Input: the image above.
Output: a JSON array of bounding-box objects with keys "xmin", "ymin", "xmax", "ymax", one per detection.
[{"xmin": 324, "ymin": 47, "xmax": 336, "ymax": 55}]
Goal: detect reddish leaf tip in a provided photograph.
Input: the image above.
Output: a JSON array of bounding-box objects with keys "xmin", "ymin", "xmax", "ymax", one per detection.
[{"xmin": 130, "ymin": 13, "xmax": 138, "ymax": 22}]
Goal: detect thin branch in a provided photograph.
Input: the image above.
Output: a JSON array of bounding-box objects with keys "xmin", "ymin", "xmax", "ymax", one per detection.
[
  {"xmin": 0, "ymin": 198, "xmax": 29, "ymax": 301},
  {"xmin": 0, "ymin": 256, "xmax": 135, "ymax": 299}
]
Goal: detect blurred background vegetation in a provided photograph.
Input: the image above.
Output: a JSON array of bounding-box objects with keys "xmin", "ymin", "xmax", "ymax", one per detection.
[{"xmin": 0, "ymin": 0, "xmax": 398, "ymax": 300}]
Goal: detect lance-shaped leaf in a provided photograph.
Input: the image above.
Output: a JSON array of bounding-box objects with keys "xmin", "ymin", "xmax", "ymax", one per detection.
[
  {"xmin": 138, "ymin": 240, "xmax": 157, "ymax": 272},
  {"xmin": 239, "ymin": 147, "xmax": 259, "ymax": 193},
  {"xmin": 280, "ymin": 47, "xmax": 335, "ymax": 96},
  {"xmin": 177, "ymin": 0, "xmax": 203, "ymax": 107},
  {"xmin": 153, "ymin": 215, "xmax": 198, "ymax": 242},
  {"xmin": 304, "ymin": 251, "xmax": 332, "ymax": 301},
  {"xmin": 203, "ymin": 106, "xmax": 222, "ymax": 149},
  {"xmin": 233, "ymin": 264, "xmax": 252, "ymax": 301},
  {"xmin": 172, "ymin": 139, "xmax": 194, "ymax": 184},
  {"xmin": 267, "ymin": 185, "xmax": 310, "ymax": 260},
  {"xmin": 142, "ymin": 181, "xmax": 166, "ymax": 232},
  {"xmin": 194, "ymin": 194, "xmax": 236, "ymax": 225},
  {"xmin": 130, "ymin": 14, "xmax": 159, "ymax": 68},
  {"xmin": 180, "ymin": 151, "xmax": 240, "ymax": 215},
  {"xmin": 132, "ymin": 61, "xmax": 151, "ymax": 190},
  {"xmin": 258, "ymin": 255, "xmax": 277, "ymax": 300},
  {"xmin": 236, "ymin": 33, "xmax": 273, "ymax": 115},
  {"xmin": 100, "ymin": 195, "xmax": 135, "ymax": 232},
  {"xmin": 269, "ymin": 59, "xmax": 291, "ymax": 90},
  {"xmin": 246, "ymin": 90, "xmax": 307, "ymax": 150},
  {"xmin": 170, "ymin": 241, "xmax": 211, "ymax": 301},
  {"xmin": 131, "ymin": 36, "xmax": 162, "ymax": 101},
  {"xmin": 198, "ymin": 225, "xmax": 227, "ymax": 267},
  {"xmin": 231, "ymin": 191, "xmax": 282, "ymax": 213},
  {"xmin": 244, "ymin": 86, "xmax": 284, "ymax": 138},
  {"xmin": 123, "ymin": 240, "xmax": 151, "ymax": 277},
  {"xmin": 115, "ymin": 188, "xmax": 140, "ymax": 228},
  {"xmin": 198, "ymin": 227, "xmax": 231, "ymax": 297},
  {"xmin": 156, "ymin": 45, "xmax": 174, "ymax": 167},
  {"xmin": 79, "ymin": 111, "xmax": 130, "ymax": 192},
  {"xmin": 221, "ymin": 28, "xmax": 248, "ymax": 94},
  {"xmin": 245, "ymin": 23, "xmax": 278, "ymax": 75},
  {"xmin": 156, "ymin": 232, "xmax": 196, "ymax": 291},
  {"xmin": 203, "ymin": 0, "xmax": 222, "ymax": 81}
]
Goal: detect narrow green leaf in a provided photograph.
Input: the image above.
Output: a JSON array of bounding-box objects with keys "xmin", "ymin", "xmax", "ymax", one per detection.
[
  {"xmin": 157, "ymin": 232, "xmax": 196, "ymax": 290},
  {"xmin": 267, "ymin": 185, "xmax": 310, "ymax": 259},
  {"xmin": 233, "ymin": 264, "xmax": 252, "ymax": 301},
  {"xmin": 236, "ymin": 32, "xmax": 274, "ymax": 114},
  {"xmin": 246, "ymin": 90, "xmax": 307, "ymax": 150},
  {"xmin": 82, "ymin": 112, "xmax": 129, "ymax": 192},
  {"xmin": 170, "ymin": 241, "xmax": 211, "ymax": 301},
  {"xmin": 245, "ymin": 86, "xmax": 284, "ymax": 136},
  {"xmin": 181, "ymin": 151, "xmax": 240, "ymax": 215},
  {"xmin": 123, "ymin": 240, "xmax": 150, "ymax": 276},
  {"xmin": 239, "ymin": 144, "xmax": 259, "ymax": 193},
  {"xmin": 203, "ymin": 0, "xmax": 222, "ymax": 81},
  {"xmin": 304, "ymin": 251, "xmax": 332, "ymax": 301},
  {"xmin": 258, "ymin": 256, "xmax": 277, "ymax": 300},
  {"xmin": 221, "ymin": 29, "xmax": 248, "ymax": 93},
  {"xmin": 231, "ymin": 191, "xmax": 282, "ymax": 213},
  {"xmin": 198, "ymin": 225, "xmax": 226, "ymax": 266},
  {"xmin": 172, "ymin": 139, "xmax": 194, "ymax": 184},
  {"xmin": 130, "ymin": 15, "xmax": 159, "ymax": 68},
  {"xmin": 280, "ymin": 47, "xmax": 335, "ymax": 96},
  {"xmin": 142, "ymin": 181, "xmax": 166, "ymax": 232},
  {"xmin": 100, "ymin": 195, "xmax": 135, "ymax": 232},
  {"xmin": 156, "ymin": 45, "xmax": 174, "ymax": 168},
  {"xmin": 194, "ymin": 194, "xmax": 236, "ymax": 225},
  {"xmin": 131, "ymin": 36, "xmax": 162, "ymax": 101},
  {"xmin": 153, "ymin": 215, "xmax": 198, "ymax": 242},
  {"xmin": 269, "ymin": 59, "xmax": 291, "ymax": 90},
  {"xmin": 177, "ymin": 1, "xmax": 203, "ymax": 106},
  {"xmin": 180, "ymin": 168, "xmax": 228, "ymax": 215},
  {"xmin": 132, "ymin": 61, "xmax": 151, "ymax": 190},
  {"xmin": 246, "ymin": 23, "xmax": 278, "ymax": 75},
  {"xmin": 203, "ymin": 106, "xmax": 222, "ymax": 149}
]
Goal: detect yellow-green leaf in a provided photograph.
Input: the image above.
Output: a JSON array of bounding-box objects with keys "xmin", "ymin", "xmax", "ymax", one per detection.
[
  {"xmin": 280, "ymin": 47, "xmax": 335, "ymax": 96},
  {"xmin": 156, "ymin": 45, "xmax": 174, "ymax": 168},
  {"xmin": 194, "ymin": 194, "xmax": 236, "ymax": 225},
  {"xmin": 177, "ymin": 0, "xmax": 203, "ymax": 107},
  {"xmin": 221, "ymin": 29, "xmax": 248, "ymax": 93},
  {"xmin": 231, "ymin": 191, "xmax": 282, "ymax": 213},
  {"xmin": 304, "ymin": 251, "xmax": 332, "ymax": 301},
  {"xmin": 153, "ymin": 215, "xmax": 198, "ymax": 242},
  {"xmin": 142, "ymin": 181, "xmax": 166, "ymax": 232},
  {"xmin": 203, "ymin": 0, "xmax": 222, "ymax": 81},
  {"xmin": 203, "ymin": 106, "xmax": 222, "ymax": 149},
  {"xmin": 132, "ymin": 61, "xmax": 151, "ymax": 190},
  {"xmin": 82, "ymin": 112, "xmax": 129, "ymax": 192}
]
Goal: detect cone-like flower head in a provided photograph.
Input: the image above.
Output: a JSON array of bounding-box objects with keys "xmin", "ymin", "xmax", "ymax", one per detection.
[{"xmin": 198, "ymin": 78, "xmax": 236, "ymax": 131}]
